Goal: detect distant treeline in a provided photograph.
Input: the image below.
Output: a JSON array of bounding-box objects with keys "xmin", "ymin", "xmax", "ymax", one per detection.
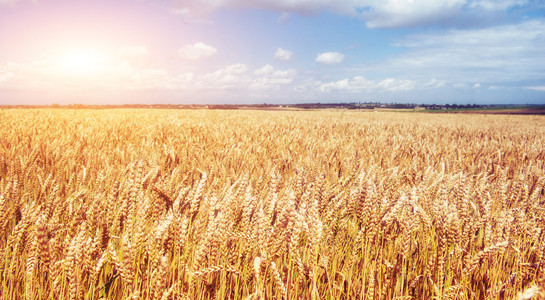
[
  {"xmin": 1, "ymin": 102, "xmax": 539, "ymax": 110},
  {"xmin": 291, "ymin": 103, "xmax": 489, "ymax": 109}
]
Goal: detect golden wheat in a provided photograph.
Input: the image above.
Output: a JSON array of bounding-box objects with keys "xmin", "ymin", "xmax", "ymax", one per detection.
[{"xmin": 0, "ymin": 109, "xmax": 544, "ymax": 299}]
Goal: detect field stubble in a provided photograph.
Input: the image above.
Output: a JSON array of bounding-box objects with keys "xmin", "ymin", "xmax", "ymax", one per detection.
[{"xmin": 0, "ymin": 109, "xmax": 544, "ymax": 299}]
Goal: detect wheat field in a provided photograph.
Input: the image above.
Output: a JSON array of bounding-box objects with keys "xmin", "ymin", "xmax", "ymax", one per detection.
[{"xmin": 0, "ymin": 109, "xmax": 544, "ymax": 299}]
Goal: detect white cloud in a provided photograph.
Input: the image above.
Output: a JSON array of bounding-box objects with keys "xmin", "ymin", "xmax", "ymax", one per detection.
[
  {"xmin": 197, "ymin": 64, "xmax": 247, "ymax": 89},
  {"xmin": 453, "ymin": 83, "xmax": 468, "ymax": 88},
  {"xmin": 423, "ymin": 78, "xmax": 446, "ymax": 88},
  {"xmin": 316, "ymin": 52, "xmax": 344, "ymax": 64},
  {"xmin": 274, "ymin": 48, "xmax": 293, "ymax": 61},
  {"xmin": 473, "ymin": 83, "xmax": 481, "ymax": 88},
  {"xmin": 195, "ymin": 64, "xmax": 296, "ymax": 91},
  {"xmin": 0, "ymin": 58, "xmax": 299, "ymax": 95},
  {"xmin": 168, "ymin": 0, "xmax": 537, "ymax": 28},
  {"xmin": 170, "ymin": 0, "xmax": 349, "ymax": 18},
  {"xmin": 250, "ymin": 67, "xmax": 297, "ymax": 89},
  {"xmin": 381, "ymin": 20, "xmax": 545, "ymax": 87},
  {"xmin": 361, "ymin": 0, "xmax": 466, "ymax": 28},
  {"xmin": 224, "ymin": 63, "xmax": 248, "ymax": 75},
  {"xmin": 356, "ymin": 0, "xmax": 531, "ymax": 28},
  {"xmin": 526, "ymin": 86, "xmax": 545, "ymax": 91},
  {"xmin": 319, "ymin": 76, "xmax": 415, "ymax": 92},
  {"xmin": 178, "ymin": 42, "xmax": 217, "ymax": 60},
  {"xmin": 377, "ymin": 78, "xmax": 416, "ymax": 91},
  {"xmin": 468, "ymin": 0, "xmax": 528, "ymax": 11},
  {"xmin": 255, "ymin": 64, "xmax": 275, "ymax": 76}
]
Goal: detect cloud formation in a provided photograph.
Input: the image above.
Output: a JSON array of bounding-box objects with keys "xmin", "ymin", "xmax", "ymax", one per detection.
[
  {"xmin": 376, "ymin": 20, "xmax": 545, "ymax": 86},
  {"xmin": 526, "ymin": 86, "xmax": 545, "ymax": 91},
  {"xmin": 254, "ymin": 64, "xmax": 274, "ymax": 75},
  {"xmin": 355, "ymin": 0, "xmax": 533, "ymax": 28},
  {"xmin": 169, "ymin": 0, "xmax": 538, "ymax": 28},
  {"xmin": 274, "ymin": 48, "xmax": 293, "ymax": 61},
  {"xmin": 319, "ymin": 76, "xmax": 415, "ymax": 92},
  {"xmin": 316, "ymin": 52, "xmax": 344, "ymax": 64},
  {"xmin": 250, "ymin": 65, "xmax": 296, "ymax": 89},
  {"xmin": 0, "ymin": 58, "xmax": 297, "ymax": 97},
  {"xmin": 178, "ymin": 42, "xmax": 217, "ymax": 60}
]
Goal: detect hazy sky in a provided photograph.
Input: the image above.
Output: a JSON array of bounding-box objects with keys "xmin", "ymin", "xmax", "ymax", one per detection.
[{"xmin": 0, "ymin": 0, "xmax": 544, "ymax": 105}]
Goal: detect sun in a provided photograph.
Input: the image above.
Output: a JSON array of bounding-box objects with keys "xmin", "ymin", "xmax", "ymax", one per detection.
[{"xmin": 57, "ymin": 48, "xmax": 107, "ymax": 76}]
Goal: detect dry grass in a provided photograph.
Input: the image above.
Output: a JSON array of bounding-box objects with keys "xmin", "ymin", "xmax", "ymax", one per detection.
[{"xmin": 0, "ymin": 108, "xmax": 544, "ymax": 299}]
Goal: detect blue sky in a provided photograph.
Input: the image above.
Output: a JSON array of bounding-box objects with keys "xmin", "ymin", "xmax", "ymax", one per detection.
[{"xmin": 0, "ymin": 0, "xmax": 544, "ymax": 104}]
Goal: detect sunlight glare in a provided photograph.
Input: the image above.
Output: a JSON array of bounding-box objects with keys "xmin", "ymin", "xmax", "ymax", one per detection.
[{"xmin": 58, "ymin": 48, "xmax": 107, "ymax": 76}]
